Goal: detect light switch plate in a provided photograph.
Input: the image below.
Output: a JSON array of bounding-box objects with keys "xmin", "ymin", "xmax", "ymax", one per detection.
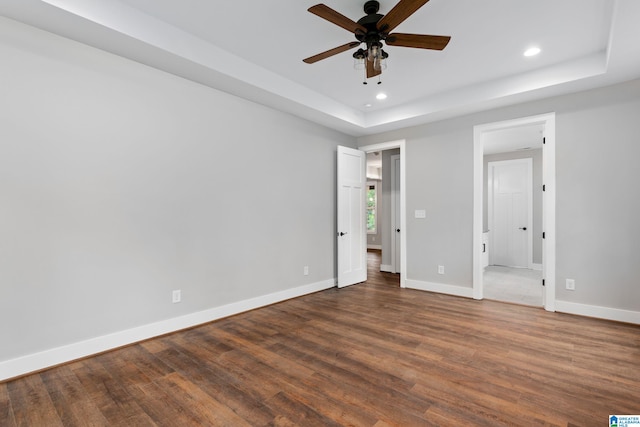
[
  {"xmin": 172, "ymin": 290, "xmax": 181, "ymax": 303},
  {"xmin": 414, "ymin": 210, "xmax": 426, "ymax": 219}
]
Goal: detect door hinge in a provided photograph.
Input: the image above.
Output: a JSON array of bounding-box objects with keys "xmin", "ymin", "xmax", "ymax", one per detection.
[
  {"xmin": 543, "ymin": 184, "xmax": 546, "ymax": 192},
  {"xmin": 543, "ymin": 137, "xmax": 546, "ymax": 145},
  {"xmin": 542, "ymin": 279, "xmax": 545, "ymax": 287},
  {"xmin": 542, "ymin": 232, "xmax": 546, "ymax": 239}
]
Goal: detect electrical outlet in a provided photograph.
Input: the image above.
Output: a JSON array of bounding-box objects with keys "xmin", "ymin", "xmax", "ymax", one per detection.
[
  {"xmin": 172, "ymin": 289, "xmax": 181, "ymax": 303},
  {"xmin": 303, "ymin": 266, "xmax": 309, "ymax": 276},
  {"xmin": 565, "ymin": 279, "xmax": 575, "ymax": 291},
  {"xmin": 438, "ymin": 265, "xmax": 445, "ymax": 275}
]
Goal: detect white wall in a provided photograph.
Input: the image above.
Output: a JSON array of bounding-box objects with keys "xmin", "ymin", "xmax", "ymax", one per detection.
[
  {"xmin": 0, "ymin": 18, "xmax": 355, "ymax": 374},
  {"xmin": 405, "ymin": 128, "xmax": 474, "ymax": 287},
  {"xmin": 358, "ymin": 79, "xmax": 640, "ymax": 318}
]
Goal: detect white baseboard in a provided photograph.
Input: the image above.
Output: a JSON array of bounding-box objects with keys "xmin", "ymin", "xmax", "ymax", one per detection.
[
  {"xmin": 532, "ymin": 263, "xmax": 542, "ymax": 271},
  {"xmin": 405, "ymin": 279, "xmax": 474, "ymax": 299},
  {"xmin": 380, "ymin": 264, "xmax": 393, "ymax": 273},
  {"xmin": 555, "ymin": 300, "xmax": 640, "ymax": 325},
  {"xmin": 0, "ymin": 279, "xmax": 336, "ymax": 382},
  {"xmin": 367, "ymin": 244, "xmax": 382, "ymax": 250}
]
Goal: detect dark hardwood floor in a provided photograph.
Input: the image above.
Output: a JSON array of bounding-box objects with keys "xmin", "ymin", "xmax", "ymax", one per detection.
[{"xmin": 2, "ymin": 249, "xmax": 639, "ymax": 426}]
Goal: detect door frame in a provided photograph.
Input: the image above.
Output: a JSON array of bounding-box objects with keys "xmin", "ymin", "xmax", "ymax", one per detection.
[
  {"xmin": 473, "ymin": 113, "xmax": 556, "ymax": 311},
  {"xmin": 487, "ymin": 158, "xmax": 533, "ymax": 269},
  {"xmin": 359, "ymin": 140, "xmax": 406, "ymax": 287},
  {"xmin": 390, "ymin": 154, "xmax": 400, "ymax": 274}
]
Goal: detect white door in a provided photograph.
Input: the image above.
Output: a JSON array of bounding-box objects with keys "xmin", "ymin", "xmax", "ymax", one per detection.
[
  {"xmin": 391, "ymin": 155, "xmax": 401, "ymax": 273},
  {"xmin": 489, "ymin": 159, "xmax": 532, "ymax": 268},
  {"xmin": 337, "ymin": 146, "xmax": 367, "ymax": 288}
]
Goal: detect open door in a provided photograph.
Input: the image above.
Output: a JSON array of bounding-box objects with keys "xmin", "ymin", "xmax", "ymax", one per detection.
[{"xmin": 337, "ymin": 146, "xmax": 367, "ymax": 288}]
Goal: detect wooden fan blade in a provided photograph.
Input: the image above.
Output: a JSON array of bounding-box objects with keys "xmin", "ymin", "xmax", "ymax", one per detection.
[
  {"xmin": 303, "ymin": 42, "xmax": 360, "ymax": 64},
  {"xmin": 377, "ymin": 0, "xmax": 430, "ymax": 33},
  {"xmin": 308, "ymin": 4, "xmax": 367, "ymax": 34},
  {"xmin": 366, "ymin": 60, "xmax": 382, "ymax": 78},
  {"xmin": 385, "ymin": 33, "xmax": 451, "ymax": 50}
]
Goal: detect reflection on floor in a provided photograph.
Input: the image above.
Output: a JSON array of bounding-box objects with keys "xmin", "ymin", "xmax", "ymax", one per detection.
[{"xmin": 483, "ymin": 265, "xmax": 543, "ymax": 306}]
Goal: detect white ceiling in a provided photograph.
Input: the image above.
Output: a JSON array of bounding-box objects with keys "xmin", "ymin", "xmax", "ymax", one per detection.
[{"xmin": 2, "ymin": 0, "xmax": 640, "ymax": 136}]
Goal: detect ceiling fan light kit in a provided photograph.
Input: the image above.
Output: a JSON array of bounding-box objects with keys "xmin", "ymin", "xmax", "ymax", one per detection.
[{"xmin": 304, "ymin": 0, "xmax": 450, "ymax": 84}]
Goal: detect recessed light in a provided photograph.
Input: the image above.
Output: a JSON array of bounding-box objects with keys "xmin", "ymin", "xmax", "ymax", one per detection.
[
  {"xmin": 376, "ymin": 93, "xmax": 387, "ymax": 100},
  {"xmin": 364, "ymin": 103, "xmax": 372, "ymax": 108},
  {"xmin": 524, "ymin": 47, "xmax": 541, "ymax": 57}
]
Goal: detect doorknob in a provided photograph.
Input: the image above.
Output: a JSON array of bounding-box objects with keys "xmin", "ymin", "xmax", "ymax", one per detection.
[
  {"xmin": 519, "ymin": 227, "xmax": 527, "ymax": 230},
  {"xmin": 396, "ymin": 229, "xmax": 400, "ymax": 233},
  {"xmin": 338, "ymin": 232, "xmax": 348, "ymax": 236}
]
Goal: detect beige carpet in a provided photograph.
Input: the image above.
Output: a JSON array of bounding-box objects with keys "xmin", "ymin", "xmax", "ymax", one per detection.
[{"xmin": 483, "ymin": 265, "xmax": 543, "ymax": 306}]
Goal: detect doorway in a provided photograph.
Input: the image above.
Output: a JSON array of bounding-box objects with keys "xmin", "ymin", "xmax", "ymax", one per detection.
[
  {"xmin": 359, "ymin": 140, "xmax": 406, "ymax": 287},
  {"xmin": 486, "ymin": 157, "xmax": 540, "ymax": 306},
  {"xmin": 473, "ymin": 114, "xmax": 556, "ymax": 311}
]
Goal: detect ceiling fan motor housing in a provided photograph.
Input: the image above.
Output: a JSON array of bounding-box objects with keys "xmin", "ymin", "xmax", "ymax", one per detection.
[
  {"xmin": 363, "ymin": 0, "xmax": 380, "ymax": 14},
  {"xmin": 356, "ymin": 0, "xmax": 385, "ymax": 51}
]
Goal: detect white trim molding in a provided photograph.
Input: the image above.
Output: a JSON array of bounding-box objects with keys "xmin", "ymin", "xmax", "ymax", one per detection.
[
  {"xmin": 555, "ymin": 301, "xmax": 640, "ymax": 325},
  {"xmin": 532, "ymin": 263, "xmax": 543, "ymax": 271},
  {"xmin": 0, "ymin": 279, "xmax": 335, "ymax": 382},
  {"xmin": 380, "ymin": 264, "xmax": 393, "ymax": 273},
  {"xmin": 405, "ymin": 279, "xmax": 474, "ymax": 299}
]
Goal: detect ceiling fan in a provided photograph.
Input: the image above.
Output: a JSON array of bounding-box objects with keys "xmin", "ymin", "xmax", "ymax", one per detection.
[{"xmin": 303, "ymin": 0, "xmax": 450, "ymax": 82}]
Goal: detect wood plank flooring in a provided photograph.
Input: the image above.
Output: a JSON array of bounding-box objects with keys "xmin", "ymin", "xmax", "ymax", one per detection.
[{"xmin": 2, "ymin": 250, "xmax": 639, "ymax": 426}]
